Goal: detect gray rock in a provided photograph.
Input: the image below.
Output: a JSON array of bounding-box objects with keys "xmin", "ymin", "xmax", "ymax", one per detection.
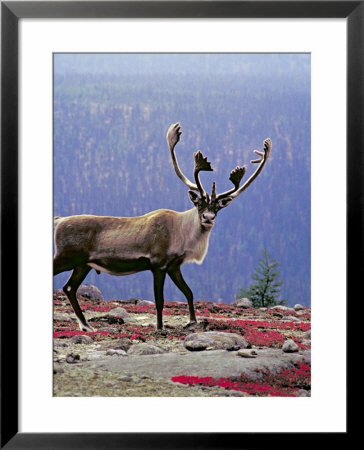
[
  {"xmin": 128, "ymin": 297, "xmax": 154, "ymax": 305},
  {"xmin": 54, "ymin": 342, "xmax": 68, "ymax": 348},
  {"xmin": 84, "ymin": 352, "xmax": 107, "ymax": 361},
  {"xmin": 127, "ymin": 343, "xmax": 167, "ymax": 356},
  {"xmin": 302, "ymin": 350, "xmax": 311, "ymax": 365},
  {"xmin": 118, "ymin": 375, "xmax": 133, "ymax": 382},
  {"xmin": 100, "ymin": 338, "xmax": 132, "ymax": 352},
  {"xmin": 66, "ymin": 353, "xmax": 80, "ymax": 364},
  {"xmin": 296, "ymin": 389, "xmax": 310, "ymax": 397},
  {"xmin": 282, "ymin": 339, "xmax": 299, "ymax": 353},
  {"xmin": 237, "ymin": 350, "xmax": 257, "ymax": 358},
  {"xmin": 69, "ymin": 335, "xmax": 94, "ymax": 345},
  {"xmin": 106, "ymin": 349, "xmax": 127, "ymax": 357},
  {"xmin": 272, "ymin": 305, "xmax": 294, "ymax": 311},
  {"xmin": 108, "ymin": 307, "xmax": 131, "ymax": 319},
  {"xmin": 184, "ymin": 331, "xmax": 248, "ymax": 352},
  {"xmin": 77, "ymin": 284, "xmax": 104, "ymax": 303},
  {"xmin": 294, "ymin": 304, "xmax": 306, "ymax": 311},
  {"xmin": 235, "ymin": 297, "xmax": 253, "ymax": 308}
]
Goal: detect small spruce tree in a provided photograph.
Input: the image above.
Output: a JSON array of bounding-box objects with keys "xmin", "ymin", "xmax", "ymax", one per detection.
[{"xmin": 237, "ymin": 249, "xmax": 286, "ymax": 308}]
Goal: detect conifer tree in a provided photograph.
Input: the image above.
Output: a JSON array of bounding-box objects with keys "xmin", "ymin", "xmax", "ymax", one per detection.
[{"xmin": 237, "ymin": 249, "xmax": 286, "ymax": 308}]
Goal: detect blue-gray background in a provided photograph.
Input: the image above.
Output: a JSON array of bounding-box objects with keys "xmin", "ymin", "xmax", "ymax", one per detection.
[{"xmin": 53, "ymin": 53, "xmax": 310, "ymax": 305}]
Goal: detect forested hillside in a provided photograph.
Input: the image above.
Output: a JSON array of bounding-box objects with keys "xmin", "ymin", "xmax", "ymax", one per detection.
[{"xmin": 53, "ymin": 54, "xmax": 310, "ymax": 305}]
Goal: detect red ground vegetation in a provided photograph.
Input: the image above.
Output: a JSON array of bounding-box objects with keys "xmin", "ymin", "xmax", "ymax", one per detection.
[{"xmin": 171, "ymin": 361, "xmax": 311, "ymax": 397}]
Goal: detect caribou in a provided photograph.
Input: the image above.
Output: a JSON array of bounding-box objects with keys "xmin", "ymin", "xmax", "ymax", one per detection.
[{"xmin": 53, "ymin": 123, "xmax": 271, "ymax": 330}]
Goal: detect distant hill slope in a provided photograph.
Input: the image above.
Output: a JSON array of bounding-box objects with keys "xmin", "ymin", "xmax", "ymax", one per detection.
[{"xmin": 53, "ymin": 54, "xmax": 310, "ymax": 305}]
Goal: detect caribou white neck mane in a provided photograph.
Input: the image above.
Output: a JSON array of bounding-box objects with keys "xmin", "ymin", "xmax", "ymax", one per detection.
[{"xmin": 171, "ymin": 207, "xmax": 212, "ymax": 264}]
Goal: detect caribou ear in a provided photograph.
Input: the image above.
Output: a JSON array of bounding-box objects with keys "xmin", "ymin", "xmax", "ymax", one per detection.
[
  {"xmin": 217, "ymin": 196, "xmax": 233, "ymax": 209},
  {"xmin": 188, "ymin": 190, "xmax": 200, "ymax": 205}
]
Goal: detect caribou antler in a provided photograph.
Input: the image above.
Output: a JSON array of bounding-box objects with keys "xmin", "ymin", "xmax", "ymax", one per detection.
[
  {"xmin": 167, "ymin": 122, "xmax": 199, "ymax": 191},
  {"xmin": 215, "ymin": 165, "xmax": 247, "ymax": 200},
  {"xmin": 167, "ymin": 123, "xmax": 213, "ymax": 198},
  {"xmin": 217, "ymin": 138, "xmax": 271, "ymax": 200},
  {"xmin": 193, "ymin": 150, "xmax": 213, "ymax": 199},
  {"xmin": 167, "ymin": 123, "xmax": 271, "ymax": 203}
]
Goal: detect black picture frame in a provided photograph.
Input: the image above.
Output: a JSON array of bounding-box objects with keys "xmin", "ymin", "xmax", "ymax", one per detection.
[{"xmin": 1, "ymin": 1, "xmax": 358, "ymax": 448}]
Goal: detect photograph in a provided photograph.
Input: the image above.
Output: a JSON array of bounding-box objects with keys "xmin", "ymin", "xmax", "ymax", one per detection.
[{"xmin": 52, "ymin": 53, "xmax": 311, "ymax": 398}]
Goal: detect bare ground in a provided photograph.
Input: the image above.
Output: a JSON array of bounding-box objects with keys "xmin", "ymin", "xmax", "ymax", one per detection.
[{"xmin": 53, "ymin": 299, "xmax": 311, "ymax": 397}]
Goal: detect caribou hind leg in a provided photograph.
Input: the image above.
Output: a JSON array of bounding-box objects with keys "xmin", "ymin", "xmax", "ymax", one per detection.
[
  {"xmin": 168, "ymin": 266, "xmax": 197, "ymax": 324},
  {"xmin": 152, "ymin": 269, "xmax": 166, "ymax": 329},
  {"xmin": 62, "ymin": 265, "xmax": 93, "ymax": 331}
]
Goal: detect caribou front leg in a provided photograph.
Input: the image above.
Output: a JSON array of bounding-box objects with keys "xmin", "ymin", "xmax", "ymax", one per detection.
[
  {"xmin": 63, "ymin": 265, "xmax": 94, "ymax": 332},
  {"xmin": 168, "ymin": 266, "xmax": 197, "ymax": 325},
  {"xmin": 152, "ymin": 269, "xmax": 167, "ymax": 329}
]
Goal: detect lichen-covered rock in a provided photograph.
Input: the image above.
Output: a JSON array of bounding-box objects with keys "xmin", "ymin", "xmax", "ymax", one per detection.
[
  {"xmin": 184, "ymin": 331, "xmax": 248, "ymax": 352},
  {"xmin": 282, "ymin": 339, "xmax": 299, "ymax": 353}
]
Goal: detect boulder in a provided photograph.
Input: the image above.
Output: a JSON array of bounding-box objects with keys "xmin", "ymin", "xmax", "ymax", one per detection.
[
  {"xmin": 271, "ymin": 305, "xmax": 294, "ymax": 311},
  {"xmin": 100, "ymin": 338, "xmax": 132, "ymax": 352},
  {"xmin": 108, "ymin": 307, "xmax": 131, "ymax": 320},
  {"xmin": 235, "ymin": 297, "xmax": 253, "ymax": 308},
  {"xmin": 184, "ymin": 331, "xmax": 248, "ymax": 352},
  {"xmin": 293, "ymin": 304, "xmax": 306, "ymax": 311},
  {"xmin": 282, "ymin": 339, "xmax": 299, "ymax": 353},
  {"xmin": 77, "ymin": 284, "xmax": 104, "ymax": 303}
]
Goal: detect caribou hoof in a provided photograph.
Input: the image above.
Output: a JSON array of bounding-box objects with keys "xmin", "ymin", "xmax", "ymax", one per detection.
[{"xmin": 79, "ymin": 323, "xmax": 95, "ymax": 332}]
